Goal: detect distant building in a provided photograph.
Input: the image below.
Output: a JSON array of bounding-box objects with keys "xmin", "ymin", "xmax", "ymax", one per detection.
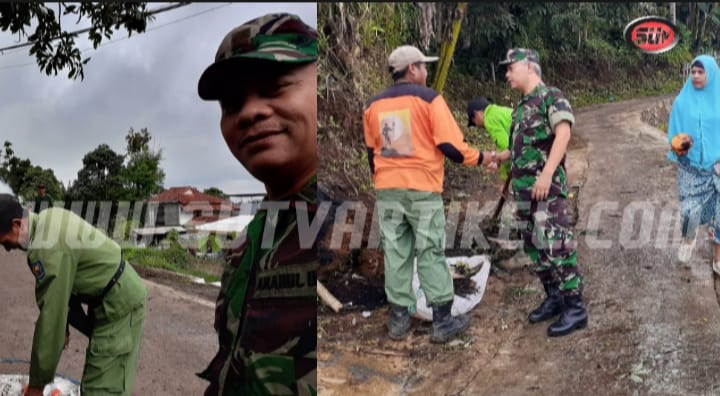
[
  {"xmin": 147, "ymin": 186, "xmax": 240, "ymax": 227},
  {"xmin": 131, "ymin": 186, "xmax": 240, "ymax": 246}
]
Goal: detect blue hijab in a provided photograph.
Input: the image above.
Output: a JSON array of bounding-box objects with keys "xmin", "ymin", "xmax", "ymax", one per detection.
[{"xmin": 667, "ymin": 54, "xmax": 720, "ymax": 171}]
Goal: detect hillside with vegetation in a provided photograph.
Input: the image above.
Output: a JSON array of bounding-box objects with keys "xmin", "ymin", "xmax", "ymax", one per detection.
[
  {"xmin": 317, "ymin": 4, "xmax": 720, "ymax": 395},
  {"xmin": 318, "ymin": 2, "xmax": 707, "ymax": 200}
]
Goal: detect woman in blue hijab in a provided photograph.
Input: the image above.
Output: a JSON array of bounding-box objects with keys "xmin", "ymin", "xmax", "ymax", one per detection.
[{"xmin": 667, "ymin": 54, "xmax": 720, "ymax": 272}]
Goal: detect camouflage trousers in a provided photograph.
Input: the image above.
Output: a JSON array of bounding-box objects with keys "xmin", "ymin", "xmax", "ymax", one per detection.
[{"xmin": 513, "ymin": 192, "xmax": 584, "ymax": 296}]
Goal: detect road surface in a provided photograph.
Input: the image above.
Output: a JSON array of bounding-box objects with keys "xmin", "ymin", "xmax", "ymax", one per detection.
[{"xmin": 0, "ymin": 250, "xmax": 218, "ymax": 395}]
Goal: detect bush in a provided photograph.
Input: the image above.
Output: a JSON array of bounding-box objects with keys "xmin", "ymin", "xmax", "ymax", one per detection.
[{"xmin": 123, "ymin": 245, "xmax": 192, "ymax": 271}]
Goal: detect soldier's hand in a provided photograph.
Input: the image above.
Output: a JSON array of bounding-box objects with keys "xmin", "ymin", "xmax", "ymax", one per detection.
[{"xmin": 532, "ymin": 172, "xmax": 552, "ymax": 201}]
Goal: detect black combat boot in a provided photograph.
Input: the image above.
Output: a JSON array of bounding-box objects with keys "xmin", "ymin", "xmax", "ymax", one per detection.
[
  {"xmin": 547, "ymin": 295, "xmax": 588, "ymax": 337},
  {"xmin": 387, "ymin": 304, "xmax": 410, "ymax": 340},
  {"xmin": 528, "ymin": 282, "xmax": 565, "ymax": 323},
  {"xmin": 430, "ymin": 301, "xmax": 470, "ymax": 344}
]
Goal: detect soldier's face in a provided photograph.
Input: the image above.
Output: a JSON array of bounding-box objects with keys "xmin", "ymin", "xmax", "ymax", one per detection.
[
  {"xmin": 219, "ymin": 62, "xmax": 317, "ymax": 187},
  {"xmin": 505, "ymin": 61, "xmax": 530, "ymax": 91}
]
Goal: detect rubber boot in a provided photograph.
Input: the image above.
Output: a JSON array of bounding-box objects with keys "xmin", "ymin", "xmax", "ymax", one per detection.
[
  {"xmin": 387, "ymin": 304, "xmax": 410, "ymax": 340},
  {"xmin": 430, "ymin": 301, "xmax": 469, "ymax": 344},
  {"xmin": 547, "ymin": 295, "xmax": 588, "ymax": 337},
  {"xmin": 528, "ymin": 282, "xmax": 565, "ymax": 323}
]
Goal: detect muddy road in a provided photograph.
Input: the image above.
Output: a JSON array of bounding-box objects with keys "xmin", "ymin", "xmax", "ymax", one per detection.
[
  {"xmin": 0, "ymin": 250, "xmax": 217, "ymax": 395},
  {"xmin": 318, "ymin": 94, "xmax": 720, "ymax": 395}
]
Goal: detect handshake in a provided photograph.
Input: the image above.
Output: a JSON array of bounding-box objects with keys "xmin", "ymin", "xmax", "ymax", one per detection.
[{"xmin": 481, "ymin": 149, "xmax": 511, "ymax": 170}]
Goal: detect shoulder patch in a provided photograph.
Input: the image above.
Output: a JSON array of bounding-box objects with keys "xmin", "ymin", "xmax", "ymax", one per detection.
[{"xmin": 28, "ymin": 260, "xmax": 46, "ymax": 282}]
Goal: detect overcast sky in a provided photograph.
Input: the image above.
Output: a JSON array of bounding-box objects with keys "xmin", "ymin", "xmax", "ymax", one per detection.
[{"xmin": 0, "ymin": 2, "xmax": 317, "ymax": 197}]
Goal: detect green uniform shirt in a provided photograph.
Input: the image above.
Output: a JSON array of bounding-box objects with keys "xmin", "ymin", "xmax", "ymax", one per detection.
[
  {"xmin": 26, "ymin": 208, "xmax": 146, "ymax": 387},
  {"xmin": 34, "ymin": 195, "xmax": 54, "ymax": 213}
]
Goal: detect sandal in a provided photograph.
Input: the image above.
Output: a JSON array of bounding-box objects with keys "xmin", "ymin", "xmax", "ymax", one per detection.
[{"xmin": 678, "ymin": 237, "xmax": 696, "ymax": 264}]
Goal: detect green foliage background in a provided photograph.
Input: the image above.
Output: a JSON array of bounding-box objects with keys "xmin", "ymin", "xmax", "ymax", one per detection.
[{"xmin": 318, "ymin": 2, "xmax": 710, "ymax": 198}]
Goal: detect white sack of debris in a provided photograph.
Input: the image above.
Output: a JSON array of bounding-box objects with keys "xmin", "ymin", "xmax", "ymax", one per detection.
[
  {"xmin": 0, "ymin": 375, "xmax": 80, "ymax": 396},
  {"xmin": 412, "ymin": 255, "xmax": 491, "ymax": 321}
]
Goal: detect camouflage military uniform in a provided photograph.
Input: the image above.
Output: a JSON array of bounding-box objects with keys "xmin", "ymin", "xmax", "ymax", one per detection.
[
  {"xmin": 199, "ymin": 176, "xmax": 317, "ymax": 396},
  {"xmin": 510, "ymin": 83, "xmax": 584, "ymax": 296},
  {"xmin": 197, "ymin": 13, "xmax": 317, "ymax": 394}
]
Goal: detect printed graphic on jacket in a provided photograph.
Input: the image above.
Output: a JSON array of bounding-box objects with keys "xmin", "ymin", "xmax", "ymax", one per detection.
[{"xmin": 379, "ymin": 109, "xmax": 414, "ymax": 157}]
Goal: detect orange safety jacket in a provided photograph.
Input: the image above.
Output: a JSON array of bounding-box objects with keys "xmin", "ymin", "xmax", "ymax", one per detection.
[{"xmin": 364, "ymin": 82, "xmax": 482, "ymax": 193}]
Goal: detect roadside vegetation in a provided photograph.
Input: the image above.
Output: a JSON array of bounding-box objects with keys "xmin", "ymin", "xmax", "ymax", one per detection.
[{"xmin": 122, "ymin": 231, "xmax": 226, "ymax": 283}]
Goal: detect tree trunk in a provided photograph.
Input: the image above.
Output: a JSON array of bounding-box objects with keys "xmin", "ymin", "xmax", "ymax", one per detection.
[
  {"xmin": 432, "ymin": 3, "xmax": 467, "ymax": 94},
  {"xmin": 688, "ymin": 2, "xmax": 696, "ymax": 35},
  {"xmin": 669, "ymin": 2, "xmax": 676, "ymax": 24},
  {"xmin": 693, "ymin": 3, "xmax": 713, "ymax": 51},
  {"xmin": 418, "ymin": 2, "xmax": 436, "ymax": 51},
  {"xmin": 577, "ymin": 29, "xmax": 582, "ymax": 50}
]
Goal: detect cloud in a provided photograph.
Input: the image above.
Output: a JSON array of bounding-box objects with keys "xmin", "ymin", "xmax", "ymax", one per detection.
[{"xmin": 0, "ymin": 179, "xmax": 15, "ymax": 195}]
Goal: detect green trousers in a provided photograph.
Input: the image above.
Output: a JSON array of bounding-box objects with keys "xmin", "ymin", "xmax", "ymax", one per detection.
[
  {"xmin": 81, "ymin": 300, "xmax": 146, "ymax": 395},
  {"xmin": 376, "ymin": 189, "xmax": 454, "ymax": 308}
]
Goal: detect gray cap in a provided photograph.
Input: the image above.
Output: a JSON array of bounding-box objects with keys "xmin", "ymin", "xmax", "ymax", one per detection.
[{"xmin": 388, "ymin": 45, "xmax": 439, "ymax": 73}]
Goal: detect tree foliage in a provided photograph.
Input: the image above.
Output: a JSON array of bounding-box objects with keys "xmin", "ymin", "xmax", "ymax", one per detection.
[
  {"xmin": 66, "ymin": 143, "xmax": 125, "ymax": 201},
  {"xmin": 203, "ymin": 187, "xmax": 227, "ymax": 199},
  {"xmin": 65, "ymin": 127, "xmax": 165, "ymax": 202},
  {"xmin": 0, "ymin": 140, "xmax": 63, "ymax": 201},
  {"xmin": 125, "ymin": 127, "xmax": 152, "ymax": 155},
  {"xmin": 121, "ymin": 127, "xmax": 165, "ymax": 200},
  {"xmin": 0, "ymin": 2, "xmax": 153, "ymax": 80},
  {"xmin": 318, "ymin": 2, "xmax": 708, "ymax": 196}
]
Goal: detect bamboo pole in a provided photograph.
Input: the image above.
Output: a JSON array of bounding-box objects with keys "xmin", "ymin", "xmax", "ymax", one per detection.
[{"xmin": 433, "ymin": 3, "xmax": 467, "ymax": 94}]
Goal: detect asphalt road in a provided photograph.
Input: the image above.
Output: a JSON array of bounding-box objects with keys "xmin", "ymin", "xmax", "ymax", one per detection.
[{"xmin": 0, "ymin": 250, "xmax": 218, "ymax": 395}]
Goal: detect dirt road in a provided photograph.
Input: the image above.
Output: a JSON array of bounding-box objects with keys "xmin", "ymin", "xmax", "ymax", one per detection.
[
  {"xmin": 0, "ymin": 250, "xmax": 217, "ymax": 395},
  {"xmin": 318, "ymin": 94, "xmax": 720, "ymax": 395}
]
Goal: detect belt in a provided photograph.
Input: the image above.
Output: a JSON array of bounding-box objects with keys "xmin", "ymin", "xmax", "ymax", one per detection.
[{"xmin": 75, "ymin": 258, "xmax": 125, "ymax": 307}]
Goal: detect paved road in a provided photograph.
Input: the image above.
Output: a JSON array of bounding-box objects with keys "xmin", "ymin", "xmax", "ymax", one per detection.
[{"xmin": 0, "ymin": 250, "xmax": 218, "ymax": 395}]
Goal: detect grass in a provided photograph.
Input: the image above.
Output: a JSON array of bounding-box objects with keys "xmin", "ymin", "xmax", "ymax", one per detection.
[{"xmin": 122, "ymin": 246, "xmax": 224, "ymax": 283}]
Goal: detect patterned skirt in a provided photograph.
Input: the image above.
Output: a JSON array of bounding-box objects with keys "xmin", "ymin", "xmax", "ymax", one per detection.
[{"xmin": 677, "ymin": 161, "xmax": 720, "ymax": 243}]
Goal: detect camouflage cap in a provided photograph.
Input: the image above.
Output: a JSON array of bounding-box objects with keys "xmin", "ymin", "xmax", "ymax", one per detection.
[
  {"xmin": 498, "ymin": 48, "xmax": 539, "ymax": 65},
  {"xmin": 198, "ymin": 13, "xmax": 318, "ymax": 100}
]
